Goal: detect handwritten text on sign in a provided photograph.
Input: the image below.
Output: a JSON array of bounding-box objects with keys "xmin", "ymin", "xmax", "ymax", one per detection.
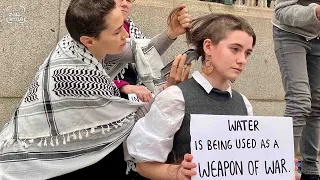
[{"xmin": 190, "ymin": 115, "xmax": 294, "ymax": 180}]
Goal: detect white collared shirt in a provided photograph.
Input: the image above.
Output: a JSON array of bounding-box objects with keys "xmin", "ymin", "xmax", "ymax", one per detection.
[{"xmin": 127, "ymin": 71, "xmax": 253, "ymax": 163}]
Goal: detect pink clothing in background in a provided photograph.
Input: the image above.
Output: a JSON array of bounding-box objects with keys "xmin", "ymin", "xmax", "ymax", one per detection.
[
  {"xmin": 114, "ymin": 80, "xmax": 129, "ymax": 89},
  {"xmin": 124, "ymin": 21, "xmax": 130, "ymax": 36}
]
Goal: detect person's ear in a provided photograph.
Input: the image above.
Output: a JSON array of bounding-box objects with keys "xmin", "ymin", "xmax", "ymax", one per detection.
[
  {"xmin": 203, "ymin": 39, "xmax": 212, "ymax": 56},
  {"xmin": 80, "ymin": 36, "xmax": 94, "ymax": 49}
]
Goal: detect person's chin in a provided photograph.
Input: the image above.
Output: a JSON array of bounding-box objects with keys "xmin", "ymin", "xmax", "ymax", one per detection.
[
  {"xmin": 122, "ymin": 12, "xmax": 128, "ymax": 20},
  {"xmin": 228, "ymin": 74, "xmax": 239, "ymax": 82},
  {"xmin": 117, "ymin": 46, "xmax": 125, "ymax": 53},
  {"xmin": 108, "ymin": 48, "xmax": 123, "ymax": 55}
]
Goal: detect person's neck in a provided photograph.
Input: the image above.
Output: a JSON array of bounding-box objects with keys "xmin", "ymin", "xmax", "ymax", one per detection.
[
  {"xmin": 201, "ymin": 72, "xmax": 229, "ymax": 91},
  {"xmin": 87, "ymin": 47, "xmax": 103, "ymax": 61}
]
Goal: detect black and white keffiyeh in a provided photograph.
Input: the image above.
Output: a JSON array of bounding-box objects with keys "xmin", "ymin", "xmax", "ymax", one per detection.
[
  {"xmin": 128, "ymin": 18, "xmax": 145, "ymax": 39},
  {"xmin": 0, "ymin": 35, "xmax": 146, "ymax": 179}
]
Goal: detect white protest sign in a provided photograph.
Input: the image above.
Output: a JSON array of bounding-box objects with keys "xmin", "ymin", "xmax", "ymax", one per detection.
[
  {"xmin": 128, "ymin": 93, "xmax": 143, "ymax": 102},
  {"xmin": 190, "ymin": 115, "xmax": 294, "ymax": 180},
  {"xmin": 128, "ymin": 93, "xmax": 155, "ymax": 103}
]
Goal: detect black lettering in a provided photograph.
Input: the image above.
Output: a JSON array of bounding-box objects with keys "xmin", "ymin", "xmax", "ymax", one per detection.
[
  {"xmin": 199, "ymin": 140, "xmax": 203, "ymax": 150},
  {"xmin": 132, "ymin": 96, "xmax": 140, "ymax": 102},
  {"xmin": 200, "ymin": 161, "xmax": 243, "ymax": 177},
  {"xmin": 218, "ymin": 161, "xmax": 224, "ymax": 176},
  {"xmin": 273, "ymin": 140, "xmax": 279, "ymax": 148},
  {"xmin": 211, "ymin": 161, "xmax": 217, "ymax": 177},
  {"xmin": 198, "ymin": 162, "xmax": 210, "ymax": 178},
  {"xmin": 205, "ymin": 140, "xmax": 233, "ymax": 150},
  {"xmin": 195, "ymin": 140, "xmax": 203, "ymax": 150},
  {"xmin": 248, "ymin": 160, "xmax": 259, "ymax": 175},
  {"xmin": 264, "ymin": 159, "xmax": 288, "ymax": 174},
  {"xmin": 212, "ymin": 140, "xmax": 218, "ymax": 150},
  {"xmin": 228, "ymin": 120, "xmax": 237, "ymax": 131},
  {"xmin": 235, "ymin": 139, "xmax": 257, "ymax": 149},
  {"xmin": 248, "ymin": 161, "xmax": 255, "ymax": 175},
  {"xmin": 260, "ymin": 139, "xmax": 270, "ymax": 148},
  {"xmin": 228, "ymin": 120, "xmax": 259, "ymax": 131},
  {"xmin": 238, "ymin": 120, "xmax": 245, "ymax": 131},
  {"xmin": 254, "ymin": 120, "xmax": 259, "ymax": 131},
  {"xmin": 207, "ymin": 140, "xmax": 212, "ymax": 150},
  {"xmin": 281, "ymin": 159, "xmax": 288, "ymax": 173},
  {"xmin": 265, "ymin": 161, "xmax": 274, "ymax": 174},
  {"xmin": 232, "ymin": 161, "xmax": 243, "ymax": 175}
]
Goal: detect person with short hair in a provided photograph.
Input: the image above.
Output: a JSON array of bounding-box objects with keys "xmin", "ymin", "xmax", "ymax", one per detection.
[{"xmin": 127, "ymin": 13, "xmax": 256, "ymax": 180}]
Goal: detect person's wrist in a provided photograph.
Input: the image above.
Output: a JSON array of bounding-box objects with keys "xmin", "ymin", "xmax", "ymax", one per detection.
[
  {"xmin": 120, "ymin": 84, "xmax": 130, "ymax": 93},
  {"xmin": 176, "ymin": 165, "xmax": 183, "ymax": 179},
  {"xmin": 167, "ymin": 29, "xmax": 178, "ymax": 40},
  {"xmin": 163, "ymin": 82, "xmax": 169, "ymax": 90}
]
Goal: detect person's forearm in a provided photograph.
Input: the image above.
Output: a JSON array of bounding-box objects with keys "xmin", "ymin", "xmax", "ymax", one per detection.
[
  {"xmin": 136, "ymin": 162, "xmax": 181, "ymax": 180},
  {"xmin": 274, "ymin": 0, "xmax": 319, "ymax": 27},
  {"xmin": 150, "ymin": 30, "xmax": 176, "ymax": 56},
  {"xmin": 105, "ymin": 30, "xmax": 175, "ymax": 64}
]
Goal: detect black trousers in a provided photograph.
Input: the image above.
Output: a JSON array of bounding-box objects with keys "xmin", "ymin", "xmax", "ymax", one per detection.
[
  {"xmin": 50, "ymin": 144, "xmax": 128, "ymax": 179},
  {"xmin": 50, "ymin": 143, "xmax": 149, "ymax": 180}
]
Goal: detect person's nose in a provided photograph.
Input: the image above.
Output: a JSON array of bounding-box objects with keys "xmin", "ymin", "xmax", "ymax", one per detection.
[
  {"xmin": 120, "ymin": 0, "xmax": 128, "ymax": 6},
  {"xmin": 237, "ymin": 53, "xmax": 247, "ymax": 66},
  {"xmin": 122, "ymin": 27, "xmax": 129, "ymax": 39}
]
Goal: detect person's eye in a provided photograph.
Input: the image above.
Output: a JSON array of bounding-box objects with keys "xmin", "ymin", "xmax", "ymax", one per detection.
[
  {"xmin": 230, "ymin": 47, "xmax": 239, "ymax": 53},
  {"xmin": 245, "ymin": 52, "xmax": 251, "ymax": 57}
]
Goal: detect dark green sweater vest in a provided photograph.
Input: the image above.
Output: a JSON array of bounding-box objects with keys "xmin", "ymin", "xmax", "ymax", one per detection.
[{"xmin": 166, "ymin": 77, "xmax": 248, "ymax": 164}]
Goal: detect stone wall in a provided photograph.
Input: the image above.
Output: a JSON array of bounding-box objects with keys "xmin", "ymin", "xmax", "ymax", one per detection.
[{"xmin": 0, "ymin": 0, "xmax": 284, "ymax": 128}]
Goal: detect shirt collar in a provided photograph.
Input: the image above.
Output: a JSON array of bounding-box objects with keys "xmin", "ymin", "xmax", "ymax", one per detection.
[{"xmin": 192, "ymin": 71, "xmax": 233, "ymax": 98}]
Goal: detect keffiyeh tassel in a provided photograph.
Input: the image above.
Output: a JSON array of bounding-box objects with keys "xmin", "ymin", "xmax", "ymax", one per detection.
[
  {"xmin": 85, "ymin": 129, "xmax": 89, "ymax": 137},
  {"xmin": 101, "ymin": 126, "xmax": 105, "ymax": 134},
  {"xmin": 22, "ymin": 139, "xmax": 29, "ymax": 148},
  {"xmin": 112, "ymin": 122, "xmax": 118, "ymax": 129},
  {"xmin": 50, "ymin": 137, "xmax": 55, "ymax": 147},
  {"xmin": 0, "ymin": 142, "xmax": 4, "ymax": 151},
  {"xmin": 62, "ymin": 134, "xmax": 66, "ymax": 145},
  {"xmin": 55, "ymin": 136, "xmax": 59, "ymax": 146},
  {"xmin": 8, "ymin": 139, "xmax": 15, "ymax": 145},
  {"xmin": 90, "ymin": 127, "xmax": 95, "ymax": 133},
  {"xmin": 78, "ymin": 130, "xmax": 82, "ymax": 140},
  {"xmin": 44, "ymin": 137, "xmax": 47, "ymax": 146},
  {"xmin": 123, "ymin": 118, "xmax": 130, "ymax": 124},
  {"xmin": 120, "ymin": 69, "xmax": 125, "ymax": 79},
  {"xmin": 125, "ymin": 160, "xmax": 137, "ymax": 175},
  {"xmin": 72, "ymin": 131, "xmax": 77, "ymax": 140},
  {"xmin": 37, "ymin": 138, "xmax": 43, "ymax": 147},
  {"xmin": 116, "ymin": 75, "xmax": 120, "ymax": 83}
]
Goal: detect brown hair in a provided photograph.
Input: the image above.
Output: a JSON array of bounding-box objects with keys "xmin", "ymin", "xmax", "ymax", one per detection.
[
  {"xmin": 186, "ymin": 13, "xmax": 256, "ymax": 62},
  {"xmin": 65, "ymin": 0, "xmax": 116, "ymax": 43}
]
